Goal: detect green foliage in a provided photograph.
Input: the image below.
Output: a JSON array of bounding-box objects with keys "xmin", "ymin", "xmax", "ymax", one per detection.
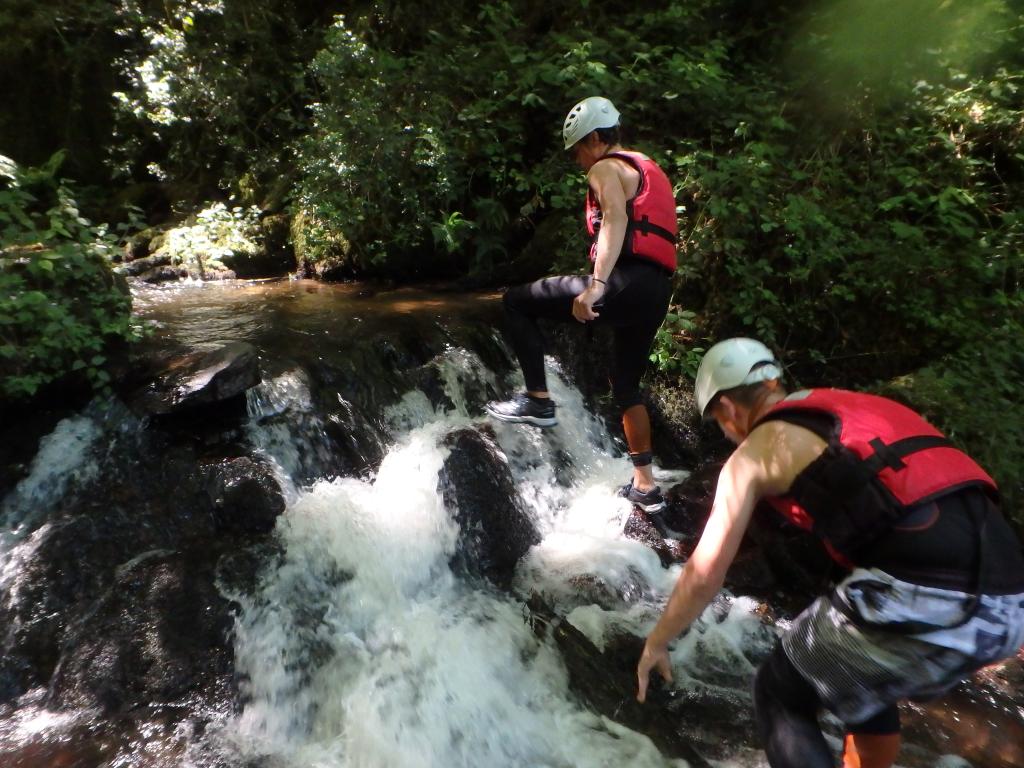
[
  {"xmin": 876, "ymin": 322, "xmax": 1024, "ymax": 526},
  {"xmin": 667, "ymin": 3, "xmax": 1024, "ymax": 385},
  {"xmin": 107, "ymin": 0, "xmax": 326, "ymax": 201},
  {"xmin": 296, "ymin": 5, "xmax": 564, "ymax": 277},
  {"xmin": 0, "ymin": 153, "xmax": 139, "ymax": 400},
  {"xmin": 3, "ymin": 0, "xmax": 1022, "ymax": 420},
  {"xmin": 649, "ymin": 308, "xmax": 702, "ymax": 378},
  {"xmin": 154, "ymin": 202, "xmax": 262, "ymax": 273}
]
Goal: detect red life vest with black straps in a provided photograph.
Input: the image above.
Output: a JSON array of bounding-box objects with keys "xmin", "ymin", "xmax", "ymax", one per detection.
[
  {"xmin": 585, "ymin": 151, "xmax": 677, "ymax": 273},
  {"xmin": 755, "ymin": 388, "xmax": 997, "ymax": 564}
]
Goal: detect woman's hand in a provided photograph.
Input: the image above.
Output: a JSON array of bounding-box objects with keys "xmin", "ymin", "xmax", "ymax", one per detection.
[
  {"xmin": 636, "ymin": 638, "xmax": 674, "ymax": 703},
  {"xmin": 572, "ymin": 283, "xmax": 604, "ymax": 322}
]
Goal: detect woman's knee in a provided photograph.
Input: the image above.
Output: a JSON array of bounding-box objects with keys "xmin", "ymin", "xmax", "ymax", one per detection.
[{"xmin": 502, "ymin": 285, "xmax": 525, "ymax": 313}]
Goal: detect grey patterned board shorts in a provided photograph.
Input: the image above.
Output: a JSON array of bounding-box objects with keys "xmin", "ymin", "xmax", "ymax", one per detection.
[{"xmin": 781, "ymin": 567, "xmax": 1024, "ymax": 725}]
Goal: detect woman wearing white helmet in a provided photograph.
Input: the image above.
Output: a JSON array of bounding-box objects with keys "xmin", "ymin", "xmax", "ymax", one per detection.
[
  {"xmin": 487, "ymin": 96, "xmax": 679, "ymax": 521},
  {"xmin": 636, "ymin": 337, "xmax": 1024, "ymax": 768}
]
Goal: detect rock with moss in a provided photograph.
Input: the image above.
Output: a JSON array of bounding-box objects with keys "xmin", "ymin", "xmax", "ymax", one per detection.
[
  {"xmin": 126, "ymin": 203, "xmax": 295, "ymax": 283},
  {"xmin": 291, "ymin": 208, "xmax": 353, "ymax": 280}
]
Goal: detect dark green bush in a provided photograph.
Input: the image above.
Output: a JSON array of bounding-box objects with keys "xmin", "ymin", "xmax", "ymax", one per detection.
[
  {"xmin": 0, "ymin": 153, "xmax": 138, "ymax": 401},
  {"xmin": 293, "ymin": 1, "xmax": 1022, "ymax": 390},
  {"xmin": 876, "ymin": 321, "xmax": 1024, "ymax": 528},
  {"xmin": 293, "ymin": 1, "xmax": 736, "ymax": 279}
]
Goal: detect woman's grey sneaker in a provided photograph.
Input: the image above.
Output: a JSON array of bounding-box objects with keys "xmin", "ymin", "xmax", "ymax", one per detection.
[
  {"xmin": 485, "ymin": 393, "xmax": 557, "ymax": 428},
  {"xmin": 618, "ymin": 480, "xmax": 667, "ymax": 514},
  {"xmin": 619, "ymin": 481, "xmax": 674, "ymax": 537}
]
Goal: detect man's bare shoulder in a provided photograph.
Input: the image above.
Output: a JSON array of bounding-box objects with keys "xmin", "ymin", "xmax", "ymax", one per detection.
[{"xmin": 733, "ymin": 418, "xmax": 828, "ymax": 496}]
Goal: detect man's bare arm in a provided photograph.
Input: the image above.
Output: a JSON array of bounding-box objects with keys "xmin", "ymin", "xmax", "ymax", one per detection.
[{"xmin": 636, "ymin": 420, "xmax": 822, "ymax": 701}]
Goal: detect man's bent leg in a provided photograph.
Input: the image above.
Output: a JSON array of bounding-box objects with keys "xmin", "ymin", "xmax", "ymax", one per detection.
[{"xmin": 753, "ymin": 644, "xmax": 834, "ymax": 768}]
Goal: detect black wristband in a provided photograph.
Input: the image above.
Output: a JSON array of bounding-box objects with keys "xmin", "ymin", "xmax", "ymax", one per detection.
[{"xmin": 592, "ymin": 276, "xmax": 606, "ymax": 285}]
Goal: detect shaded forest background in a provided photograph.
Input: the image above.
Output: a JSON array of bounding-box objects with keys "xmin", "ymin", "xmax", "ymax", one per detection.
[{"xmin": 1, "ymin": 0, "xmax": 1022, "ymax": 513}]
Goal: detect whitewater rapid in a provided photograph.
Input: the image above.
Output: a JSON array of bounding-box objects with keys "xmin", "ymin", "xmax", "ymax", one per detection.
[{"xmin": 225, "ymin": 351, "xmax": 772, "ymax": 768}]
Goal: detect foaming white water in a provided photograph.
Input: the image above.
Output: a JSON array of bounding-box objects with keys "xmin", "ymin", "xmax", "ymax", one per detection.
[
  {"xmin": 231, "ymin": 419, "xmax": 684, "ymax": 767},
  {"xmin": 246, "ymin": 369, "xmax": 317, "ymax": 494},
  {"xmin": 229, "ymin": 351, "xmax": 766, "ymax": 767},
  {"xmin": 1, "ymin": 415, "xmax": 101, "ymax": 532},
  {"xmin": 1, "ymin": 415, "xmax": 102, "ymax": 590}
]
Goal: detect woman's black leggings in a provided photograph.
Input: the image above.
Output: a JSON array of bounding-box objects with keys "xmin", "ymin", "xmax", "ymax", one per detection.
[
  {"xmin": 753, "ymin": 644, "xmax": 900, "ymax": 767},
  {"xmin": 502, "ymin": 258, "xmax": 672, "ymax": 411}
]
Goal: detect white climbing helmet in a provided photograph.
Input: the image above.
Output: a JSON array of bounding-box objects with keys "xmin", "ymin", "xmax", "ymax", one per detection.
[
  {"xmin": 562, "ymin": 96, "xmax": 621, "ymax": 150},
  {"xmin": 694, "ymin": 338, "xmax": 782, "ymax": 418}
]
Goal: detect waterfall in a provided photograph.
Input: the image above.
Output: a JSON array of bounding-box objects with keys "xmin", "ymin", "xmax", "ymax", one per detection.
[
  {"xmin": 0, "ymin": 413, "xmax": 104, "ymax": 595},
  {"xmin": 225, "ymin": 350, "xmax": 770, "ymax": 768}
]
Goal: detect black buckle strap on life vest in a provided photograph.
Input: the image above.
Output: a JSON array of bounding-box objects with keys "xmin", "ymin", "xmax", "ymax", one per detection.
[
  {"xmin": 860, "ymin": 435, "xmax": 954, "ymax": 476},
  {"xmin": 792, "ymin": 444, "xmax": 912, "ymax": 558},
  {"xmin": 634, "ymin": 214, "xmax": 677, "ymax": 244}
]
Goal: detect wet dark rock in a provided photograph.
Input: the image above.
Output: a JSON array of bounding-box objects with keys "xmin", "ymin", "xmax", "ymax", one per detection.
[
  {"xmin": 118, "ymin": 251, "xmax": 172, "ymax": 276},
  {"xmin": 140, "ymin": 264, "xmax": 190, "ymax": 283},
  {"xmin": 194, "ymin": 263, "xmax": 238, "ymax": 281},
  {"xmin": 409, "ymin": 362, "xmax": 456, "ymax": 413},
  {"xmin": 0, "ymin": 406, "xmax": 72, "ymax": 501},
  {"xmin": 247, "ymin": 364, "xmax": 385, "ymax": 483},
  {"xmin": 216, "ymin": 540, "xmax": 284, "ymax": 603},
  {"xmin": 531, "ymin": 323, "xmax": 714, "ymax": 470},
  {"xmin": 540, "ymin": 322, "xmax": 612, "ymax": 403},
  {"xmin": 622, "ymin": 507, "xmax": 686, "ymax": 567},
  {"xmin": 643, "ymin": 379, "xmax": 717, "ymax": 469},
  {"xmin": 566, "ymin": 570, "xmax": 658, "ymax": 611},
  {"xmin": 0, "ymin": 515, "xmax": 135, "ymax": 696},
  {"xmin": 439, "ymin": 427, "xmax": 541, "ymax": 588},
  {"xmin": 0, "ymin": 416, "xmax": 283, "ymax": 711},
  {"xmin": 46, "ymin": 550, "xmax": 234, "ymax": 713},
  {"xmin": 128, "ymin": 341, "xmax": 261, "ymax": 416},
  {"xmin": 637, "ymin": 461, "xmax": 831, "ymax": 614},
  {"xmin": 736, "ymin": 514, "xmax": 833, "ymax": 614},
  {"xmin": 527, "ymin": 595, "xmax": 712, "ymax": 767},
  {"xmin": 664, "ymin": 684, "xmax": 758, "ymax": 758},
  {"xmin": 410, "ymin": 349, "xmax": 503, "ymax": 417},
  {"xmin": 120, "ymin": 224, "xmax": 173, "ymax": 263},
  {"xmin": 201, "ymin": 456, "xmax": 285, "ymax": 535}
]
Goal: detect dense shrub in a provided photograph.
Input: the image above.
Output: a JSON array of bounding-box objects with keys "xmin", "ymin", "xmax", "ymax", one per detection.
[
  {"xmin": 876, "ymin": 321, "xmax": 1024, "ymax": 527},
  {"xmin": 293, "ymin": 1, "xmax": 736, "ymax": 279},
  {"xmin": 2, "ymin": 0, "xmax": 1021, "ymax": 470},
  {"xmin": 672, "ymin": 4, "xmax": 1024, "ymax": 384},
  {"xmin": 0, "ymin": 153, "xmax": 139, "ymax": 401},
  {"xmin": 105, "ymin": 0, "xmax": 340, "ymax": 205},
  {"xmin": 294, "ymin": 1, "xmax": 1022, "ymax": 384}
]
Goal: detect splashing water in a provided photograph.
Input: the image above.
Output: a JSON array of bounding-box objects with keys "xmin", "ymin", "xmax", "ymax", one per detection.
[
  {"xmin": 226, "ymin": 350, "xmax": 771, "ymax": 768},
  {"xmin": 0, "ymin": 414, "xmax": 103, "ymax": 594}
]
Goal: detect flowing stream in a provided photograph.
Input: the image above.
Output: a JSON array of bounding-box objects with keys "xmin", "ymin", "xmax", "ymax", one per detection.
[{"xmin": 1, "ymin": 279, "xmax": 1021, "ymax": 768}]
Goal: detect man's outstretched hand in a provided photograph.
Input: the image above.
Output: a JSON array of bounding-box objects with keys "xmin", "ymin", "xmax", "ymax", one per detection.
[{"xmin": 636, "ymin": 638, "xmax": 674, "ymax": 703}]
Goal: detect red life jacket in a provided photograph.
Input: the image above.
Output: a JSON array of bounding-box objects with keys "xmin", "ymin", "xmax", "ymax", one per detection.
[
  {"xmin": 585, "ymin": 151, "xmax": 677, "ymax": 273},
  {"xmin": 755, "ymin": 388, "xmax": 997, "ymax": 564}
]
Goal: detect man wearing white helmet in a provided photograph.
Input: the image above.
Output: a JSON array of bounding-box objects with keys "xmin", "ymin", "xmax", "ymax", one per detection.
[
  {"xmin": 636, "ymin": 337, "xmax": 1024, "ymax": 768},
  {"xmin": 487, "ymin": 96, "xmax": 679, "ymax": 521}
]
